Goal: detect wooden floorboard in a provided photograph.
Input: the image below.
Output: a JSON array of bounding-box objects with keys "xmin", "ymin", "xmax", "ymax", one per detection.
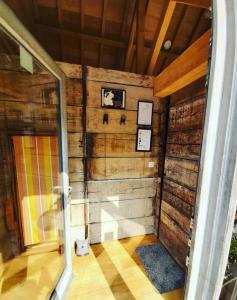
[
  {"xmin": 67, "ymin": 234, "xmax": 185, "ymax": 300},
  {"xmin": 0, "ymin": 242, "xmax": 63, "ymax": 300}
]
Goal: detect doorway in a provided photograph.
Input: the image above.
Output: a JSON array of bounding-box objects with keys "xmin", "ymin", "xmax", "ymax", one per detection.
[{"xmin": 0, "ymin": 3, "xmax": 71, "ymax": 299}]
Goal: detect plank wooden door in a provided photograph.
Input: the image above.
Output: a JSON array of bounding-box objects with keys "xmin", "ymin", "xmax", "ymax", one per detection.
[{"xmin": 12, "ymin": 136, "xmax": 60, "ymax": 246}]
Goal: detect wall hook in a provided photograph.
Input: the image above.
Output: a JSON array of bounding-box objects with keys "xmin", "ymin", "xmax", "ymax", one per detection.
[
  {"xmin": 103, "ymin": 113, "xmax": 109, "ymax": 124},
  {"xmin": 120, "ymin": 115, "xmax": 126, "ymax": 125}
]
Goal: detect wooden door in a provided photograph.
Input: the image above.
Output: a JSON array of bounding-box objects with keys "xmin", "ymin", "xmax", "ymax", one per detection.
[{"xmin": 12, "ymin": 136, "xmax": 60, "ymax": 246}]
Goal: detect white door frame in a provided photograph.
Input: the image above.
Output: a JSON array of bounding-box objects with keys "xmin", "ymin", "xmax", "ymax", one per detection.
[
  {"xmin": 185, "ymin": 1, "xmax": 237, "ymax": 299},
  {"xmin": 0, "ymin": 1, "xmax": 72, "ymax": 299}
]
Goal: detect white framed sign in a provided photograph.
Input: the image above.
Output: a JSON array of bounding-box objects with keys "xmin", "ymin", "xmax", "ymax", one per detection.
[
  {"xmin": 136, "ymin": 128, "xmax": 152, "ymax": 152},
  {"xmin": 137, "ymin": 101, "xmax": 153, "ymax": 126}
]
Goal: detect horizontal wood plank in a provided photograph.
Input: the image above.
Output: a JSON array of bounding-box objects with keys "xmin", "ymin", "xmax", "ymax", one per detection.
[
  {"xmin": 90, "ymin": 216, "xmax": 154, "ymax": 244},
  {"xmin": 87, "ymin": 133, "xmax": 160, "ymax": 158},
  {"xmin": 66, "ymin": 78, "xmax": 82, "ymax": 106},
  {"xmin": 159, "ymin": 221, "xmax": 187, "ymax": 269},
  {"xmin": 169, "ymin": 97, "xmax": 205, "ymax": 131},
  {"xmin": 165, "ymin": 157, "xmax": 199, "ymax": 189},
  {"xmin": 90, "ymin": 198, "xmax": 153, "ymax": 223},
  {"xmin": 87, "ymin": 108, "xmax": 161, "ymax": 134},
  {"xmin": 162, "ymin": 190, "xmax": 193, "ymax": 218},
  {"xmin": 167, "ymin": 129, "xmax": 202, "ymax": 145},
  {"xmin": 87, "ymin": 66, "xmax": 154, "ymax": 87},
  {"xmin": 163, "ymin": 177, "xmax": 196, "ymax": 206},
  {"xmin": 87, "ymin": 80, "xmax": 163, "ymax": 112},
  {"xmin": 167, "ymin": 143, "xmax": 201, "ymax": 160},
  {"xmin": 68, "ymin": 133, "xmax": 83, "ymax": 157},
  {"xmin": 88, "ymin": 178, "xmax": 157, "ymax": 202},
  {"xmin": 88, "ymin": 157, "xmax": 158, "ymax": 180}
]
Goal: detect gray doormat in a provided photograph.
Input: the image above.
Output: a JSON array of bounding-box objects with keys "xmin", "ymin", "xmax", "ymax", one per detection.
[{"xmin": 136, "ymin": 243, "xmax": 185, "ymax": 294}]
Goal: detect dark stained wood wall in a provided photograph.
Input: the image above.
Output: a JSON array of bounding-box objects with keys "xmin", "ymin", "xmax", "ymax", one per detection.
[{"xmin": 156, "ymin": 77, "xmax": 206, "ymax": 269}]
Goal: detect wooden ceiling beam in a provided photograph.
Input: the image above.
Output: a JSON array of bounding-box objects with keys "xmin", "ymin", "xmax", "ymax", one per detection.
[
  {"xmin": 154, "ymin": 29, "xmax": 211, "ymax": 97},
  {"xmin": 176, "ymin": 0, "xmax": 211, "ymax": 9},
  {"xmin": 99, "ymin": 0, "xmax": 109, "ymax": 67},
  {"xmin": 80, "ymin": 0, "xmax": 85, "ymax": 65},
  {"xmin": 124, "ymin": 4, "xmax": 137, "ymax": 71},
  {"xmin": 136, "ymin": 0, "xmax": 146, "ymax": 74},
  {"xmin": 146, "ymin": 1, "xmax": 176, "ymax": 75},
  {"xmin": 35, "ymin": 23, "xmax": 125, "ymax": 49},
  {"xmin": 56, "ymin": 0, "xmax": 64, "ymax": 61}
]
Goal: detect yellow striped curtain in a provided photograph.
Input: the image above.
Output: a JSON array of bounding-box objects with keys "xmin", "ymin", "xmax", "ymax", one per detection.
[{"xmin": 13, "ymin": 136, "xmax": 60, "ymax": 246}]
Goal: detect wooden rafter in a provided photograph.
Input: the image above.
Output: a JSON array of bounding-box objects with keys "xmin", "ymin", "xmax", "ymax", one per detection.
[
  {"xmin": 136, "ymin": 0, "xmax": 146, "ymax": 74},
  {"xmin": 117, "ymin": 0, "xmax": 130, "ymax": 69},
  {"xmin": 80, "ymin": 0, "xmax": 85, "ymax": 65},
  {"xmin": 35, "ymin": 23, "xmax": 126, "ymax": 49},
  {"xmin": 176, "ymin": 0, "xmax": 211, "ymax": 8},
  {"xmin": 124, "ymin": 4, "xmax": 137, "ymax": 72},
  {"xmin": 99, "ymin": 0, "xmax": 108, "ymax": 67},
  {"xmin": 156, "ymin": 5, "xmax": 187, "ymax": 75},
  {"xmin": 56, "ymin": 0, "xmax": 64, "ymax": 61},
  {"xmin": 146, "ymin": 1, "xmax": 176, "ymax": 75},
  {"xmin": 154, "ymin": 29, "xmax": 211, "ymax": 97}
]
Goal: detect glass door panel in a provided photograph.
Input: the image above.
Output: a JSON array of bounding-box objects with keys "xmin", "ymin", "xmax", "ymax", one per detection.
[{"xmin": 0, "ymin": 24, "xmax": 66, "ymax": 299}]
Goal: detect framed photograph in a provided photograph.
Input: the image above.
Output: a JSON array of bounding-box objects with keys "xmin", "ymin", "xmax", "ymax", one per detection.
[
  {"xmin": 101, "ymin": 88, "xmax": 126, "ymax": 109},
  {"xmin": 136, "ymin": 128, "xmax": 152, "ymax": 152},
  {"xmin": 137, "ymin": 101, "xmax": 153, "ymax": 126}
]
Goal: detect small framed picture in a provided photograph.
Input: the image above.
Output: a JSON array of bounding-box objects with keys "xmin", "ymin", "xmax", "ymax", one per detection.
[
  {"xmin": 137, "ymin": 101, "xmax": 153, "ymax": 126},
  {"xmin": 101, "ymin": 88, "xmax": 126, "ymax": 109},
  {"xmin": 136, "ymin": 128, "xmax": 152, "ymax": 152}
]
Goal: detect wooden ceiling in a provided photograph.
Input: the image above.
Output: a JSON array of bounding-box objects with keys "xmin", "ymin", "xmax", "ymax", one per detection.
[{"xmin": 4, "ymin": 0, "xmax": 211, "ymax": 76}]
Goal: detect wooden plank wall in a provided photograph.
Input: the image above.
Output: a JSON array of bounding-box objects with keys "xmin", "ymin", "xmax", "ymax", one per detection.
[
  {"xmin": 157, "ymin": 77, "xmax": 206, "ymax": 269},
  {"xmin": 59, "ymin": 62, "xmax": 164, "ymax": 244}
]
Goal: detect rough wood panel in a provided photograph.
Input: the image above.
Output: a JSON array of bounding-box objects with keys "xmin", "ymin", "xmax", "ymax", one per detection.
[
  {"xmin": 162, "ymin": 190, "xmax": 193, "ymax": 218},
  {"xmin": 169, "ymin": 97, "xmax": 205, "ymax": 131},
  {"xmin": 68, "ymin": 158, "xmax": 83, "ymax": 182},
  {"xmin": 159, "ymin": 221, "xmax": 187, "ymax": 269},
  {"xmin": 163, "ymin": 177, "xmax": 195, "ymax": 206},
  {"xmin": 87, "ymin": 108, "xmax": 161, "ymax": 134},
  {"xmin": 71, "ymin": 203, "xmax": 85, "ymax": 226},
  {"xmin": 90, "ymin": 216, "xmax": 154, "ymax": 244},
  {"xmin": 57, "ymin": 62, "xmax": 82, "ymax": 79},
  {"xmin": 170, "ymin": 77, "xmax": 206, "ymax": 107},
  {"xmin": 88, "ymin": 157, "xmax": 158, "ymax": 180},
  {"xmin": 167, "ymin": 143, "xmax": 201, "ymax": 160},
  {"xmin": 87, "ymin": 66, "xmax": 153, "ymax": 87},
  {"xmin": 88, "ymin": 178, "xmax": 157, "ymax": 202},
  {"xmin": 0, "ymin": 101, "xmax": 58, "ymax": 133},
  {"xmin": 66, "ymin": 78, "xmax": 82, "ymax": 106},
  {"xmin": 160, "ymin": 210, "xmax": 189, "ymax": 245},
  {"xmin": 165, "ymin": 157, "xmax": 198, "ymax": 189},
  {"xmin": 161, "ymin": 201, "xmax": 191, "ymax": 234},
  {"xmin": 68, "ymin": 133, "xmax": 83, "ymax": 157},
  {"xmin": 87, "ymin": 133, "xmax": 160, "ymax": 158},
  {"xmin": 70, "ymin": 181, "xmax": 84, "ymax": 201},
  {"xmin": 90, "ymin": 198, "xmax": 153, "ymax": 223},
  {"xmin": 67, "ymin": 106, "xmax": 82, "ymax": 132},
  {"xmin": 167, "ymin": 129, "xmax": 202, "ymax": 145},
  {"xmin": 58, "ymin": 62, "xmax": 154, "ymax": 87},
  {"xmin": 87, "ymin": 80, "xmax": 163, "ymax": 112}
]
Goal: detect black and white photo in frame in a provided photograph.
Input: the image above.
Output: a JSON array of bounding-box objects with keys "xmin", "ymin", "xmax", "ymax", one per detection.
[{"xmin": 101, "ymin": 88, "xmax": 126, "ymax": 109}]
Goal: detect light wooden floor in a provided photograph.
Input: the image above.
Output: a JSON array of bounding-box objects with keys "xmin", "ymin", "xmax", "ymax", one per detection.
[
  {"xmin": 0, "ymin": 242, "xmax": 64, "ymax": 300},
  {"xmin": 66, "ymin": 234, "xmax": 185, "ymax": 300}
]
